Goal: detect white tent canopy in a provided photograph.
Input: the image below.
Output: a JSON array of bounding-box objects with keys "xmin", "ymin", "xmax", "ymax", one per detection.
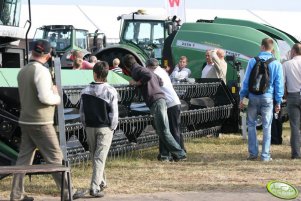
[{"xmin": 20, "ymin": 4, "xmax": 301, "ymax": 40}]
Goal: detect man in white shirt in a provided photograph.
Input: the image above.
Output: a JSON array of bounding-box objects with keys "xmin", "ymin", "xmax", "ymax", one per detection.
[
  {"xmin": 202, "ymin": 50, "xmax": 214, "ymax": 78},
  {"xmin": 147, "ymin": 58, "xmax": 186, "ymax": 161},
  {"xmin": 283, "ymin": 43, "xmax": 301, "ymax": 159},
  {"xmin": 201, "ymin": 49, "xmax": 227, "ymax": 84},
  {"xmin": 170, "ymin": 56, "xmax": 191, "ymax": 83}
]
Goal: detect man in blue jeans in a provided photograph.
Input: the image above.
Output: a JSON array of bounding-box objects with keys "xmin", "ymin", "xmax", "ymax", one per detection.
[
  {"xmin": 123, "ymin": 54, "xmax": 186, "ymax": 161},
  {"xmin": 239, "ymin": 38, "xmax": 284, "ymax": 162}
]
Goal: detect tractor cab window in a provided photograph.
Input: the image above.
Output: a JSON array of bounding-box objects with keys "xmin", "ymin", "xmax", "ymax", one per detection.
[
  {"xmin": 153, "ymin": 23, "xmax": 164, "ymax": 45},
  {"xmin": 137, "ymin": 23, "xmax": 151, "ymax": 45},
  {"xmin": 33, "ymin": 29, "xmax": 71, "ymax": 51},
  {"xmin": 56, "ymin": 31, "xmax": 71, "ymax": 51},
  {"xmin": 122, "ymin": 20, "xmax": 165, "ymax": 48},
  {"xmin": 0, "ymin": 0, "xmax": 21, "ymax": 26},
  {"xmin": 75, "ymin": 30, "xmax": 87, "ymax": 50}
]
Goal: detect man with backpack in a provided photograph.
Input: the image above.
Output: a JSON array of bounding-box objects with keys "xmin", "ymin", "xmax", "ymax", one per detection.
[{"xmin": 239, "ymin": 38, "xmax": 284, "ymax": 162}]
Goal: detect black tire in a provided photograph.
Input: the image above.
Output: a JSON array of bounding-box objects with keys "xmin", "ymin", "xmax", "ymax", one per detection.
[{"xmin": 95, "ymin": 48, "xmax": 144, "ymax": 68}]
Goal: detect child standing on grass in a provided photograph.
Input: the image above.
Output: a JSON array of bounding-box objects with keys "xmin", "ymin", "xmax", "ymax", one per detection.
[{"xmin": 79, "ymin": 61, "xmax": 119, "ymax": 198}]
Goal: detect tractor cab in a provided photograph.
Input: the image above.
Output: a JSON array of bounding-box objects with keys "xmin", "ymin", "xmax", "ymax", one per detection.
[
  {"xmin": 31, "ymin": 25, "xmax": 106, "ymax": 68},
  {"xmin": 31, "ymin": 25, "xmax": 89, "ymax": 65},
  {"xmin": 116, "ymin": 10, "xmax": 180, "ymax": 64}
]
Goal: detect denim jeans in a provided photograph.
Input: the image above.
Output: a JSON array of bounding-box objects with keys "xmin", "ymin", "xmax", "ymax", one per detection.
[
  {"xmin": 247, "ymin": 96, "xmax": 273, "ymax": 160},
  {"xmin": 150, "ymin": 99, "xmax": 186, "ymax": 159},
  {"xmin": 287, "ymin": 93, "xmax": 301, "ymax": 158},
  {"xmin": 159, "ymin": 104, "xmax": 185, "ymax": 159}
]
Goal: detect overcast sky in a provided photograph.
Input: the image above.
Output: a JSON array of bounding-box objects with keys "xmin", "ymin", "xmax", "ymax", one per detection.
[
  {"xmin": 25, "ymin": 0, "xmax": 301, "ymax": 11},
  {"xmin": 21, "ymin": 0, "xmax": 301, "ymax": 39}
]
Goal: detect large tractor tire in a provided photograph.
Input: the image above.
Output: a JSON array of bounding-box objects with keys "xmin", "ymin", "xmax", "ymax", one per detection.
[{"xmin": 94, "ymin": 47, "xmax": 145, "ymax": 68}]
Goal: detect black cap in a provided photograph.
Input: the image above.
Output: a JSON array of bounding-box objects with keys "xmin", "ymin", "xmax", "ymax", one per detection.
[{"xmin": 32, "ymin": 40, "xmax": 51, "ymax": 55}]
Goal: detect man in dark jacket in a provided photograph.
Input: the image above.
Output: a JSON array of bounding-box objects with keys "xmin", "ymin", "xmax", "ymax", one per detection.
[{"xmin": 123, "ymin": 54, "xmax": 186, "ymax": 161}]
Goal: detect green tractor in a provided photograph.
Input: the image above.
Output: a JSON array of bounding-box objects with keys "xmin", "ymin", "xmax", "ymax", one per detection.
[
  {"xmin": 94, "ymin": 10, "xmax": 179, "ymax": 68},
  {"xmin": 31, "ymin": 25, "xmax": 106, "ymax": 68},
  {"xmin": 94, "ymin": 11, "xmax": 298, "ymax": 81},
  {"xmin": 95, "ymin": 12, "xmax": 298, "ymax": 129}
]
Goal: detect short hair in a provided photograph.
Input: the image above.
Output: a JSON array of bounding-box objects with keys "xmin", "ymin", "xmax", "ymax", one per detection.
[
  {"xmin": 113, "ymin": 58, "xmax": 120, "ymax": 66},
  {"xmin": 292, "ymin": 43, "xmax": 301, "ymax": 55},
  {"xmin": 179, "ymin": 56, "xmax": 188, "ymax": 62},
  {"xmin": 89, "ymin": 56, "xmax": 97, "ymax": 63},
  {"xmin": 93, "ymin": 61, "xmax": 109, "ymax": 79},
  {"xmin": 146, "ymin": 58, "xmax": 159, "ymax": 69},
  {"xmin": 123, "ymin": 54, "xmax": 137, "ymax": 69},
  {"xmin": 261, "ymin": 38, "xmax": 274, "ymax": 51}
]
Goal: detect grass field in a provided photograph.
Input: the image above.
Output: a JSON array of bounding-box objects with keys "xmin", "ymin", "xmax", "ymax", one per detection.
[{"xmin": 1, "ymin": 122, "xmax": 300, "ymax": 199}]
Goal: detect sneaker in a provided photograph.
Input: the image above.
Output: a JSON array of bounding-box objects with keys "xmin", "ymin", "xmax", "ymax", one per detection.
[
  {"xmin": 160, "ymin": 158, "xmax": 173, "ymax": 162},
  {"xmin": 157, "ymin": 154, "xmax": 173, "ymax": 162},
  {"xmin": 72, "ymin": 189, "xmax": 88, "ymax": 200},
  {"xmin": 174, "ymin": 155, "xmax": 187, "ymax": 162},
  {"xmin": 247, "ymin": 155, "xmax": 258, "ymax": 161},
  {"xmin": 89, "ymin": 189, "xmax": 104, "ymax": 198},
  {"xmin": 292, "ymin": 156, "xmax": 301, "ymax": 160},
  {"xmin": 261, "ymin": 158, "xmax": 273, "ymax": 162}
]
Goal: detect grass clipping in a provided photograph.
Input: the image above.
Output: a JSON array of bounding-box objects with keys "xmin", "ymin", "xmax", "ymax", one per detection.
[{"xmin": 1, "ymin": 123, "xmax": 301, "ymax": 198}]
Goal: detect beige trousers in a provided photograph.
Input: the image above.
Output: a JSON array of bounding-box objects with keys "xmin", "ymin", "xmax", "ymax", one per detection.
[
  {"xmin": 85, "ymin": 127, "xmax": 113, "ymax": 191},
  {"xmin": 10, "ymin": 124, "xmax": 67, "ymax": 200}
]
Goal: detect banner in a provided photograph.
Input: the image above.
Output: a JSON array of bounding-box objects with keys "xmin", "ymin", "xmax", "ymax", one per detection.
[{"xmin": 164, "ymin": 0, "xmax": 186, "ymax": 22}]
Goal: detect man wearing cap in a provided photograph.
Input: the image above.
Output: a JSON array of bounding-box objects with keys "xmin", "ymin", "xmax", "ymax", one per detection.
[{"xmin": 10, "ymin": 40, "xmax": 69, "ymax": 201}]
